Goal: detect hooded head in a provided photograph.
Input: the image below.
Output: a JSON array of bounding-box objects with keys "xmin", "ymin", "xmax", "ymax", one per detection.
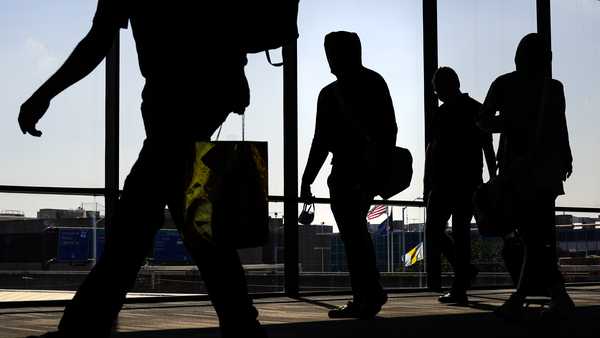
[
  {"xmin": 514, "ymin": 33, "xmax": 552, "ymax": 75},
  {"xmin": 324, "ymin": 31, "xmax": 363, "ymax": 78},
  {"xmin": 432, "ymin": 67, "xmax": 461, "ymax": 103}
]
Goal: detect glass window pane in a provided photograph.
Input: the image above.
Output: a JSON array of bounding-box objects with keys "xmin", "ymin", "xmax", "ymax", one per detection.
[
  {"xmin": 297, "ymin": 0, "xmax": 424, "ymax": 292},
  {"xmin": 438, "ymin": 0, "xmax": 537, "ymax": 181},
  {"xmin": 555, "ymin": 211, "xmax": 600, "ymax": 284},
  {"xmin": 299, "ymin": 0, "xmax": 424, "ymax": 202},
  {"xmin": 436, "ymin": 0, "xmax": 537, "ymax": 288},
  {"xmin": 0, "ymin": 1, "xmax": 104, "ymax": 188},
  {"xmin": 0, "ymin": 193, "xmax": 104, "ymax": 293},
  {"xmin": 0, "ymin": 194, "xmax": 285, "ymax": 296},
  {"xmin": 552, "ymin": 0, "xmax": 600, "ymax": 208}
]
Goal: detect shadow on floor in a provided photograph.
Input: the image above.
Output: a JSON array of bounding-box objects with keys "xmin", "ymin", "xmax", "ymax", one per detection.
[{"xmin": 114, "ymin": 305, "xmax": 600, "ymax": 338}]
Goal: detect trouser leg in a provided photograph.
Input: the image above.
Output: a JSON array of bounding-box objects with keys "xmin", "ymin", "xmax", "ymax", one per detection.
[
  {"xmin": 163, "ymin": 141, "xmax": 258, "ymax": 335},
  {"xmin": 516, "ymin": 194, "xmax": 563, "ymax": 296},
  {"xmin": 425, "ymin": 190, "xmax": 453, "ymax": 289},
  {"xmin": 451, "ymin": 194, "xmax": 475, "ymax": 291},
  {"xmin": 329, "ymin": 177, "xmax": 382, "ymax": 304},
  {"xmin": 59, "ymin": 140, "xmax": 167, "ymax": 337},
  {"xmin": 187, "ymin": 241, "xmax": 257, "ymax": 333}
]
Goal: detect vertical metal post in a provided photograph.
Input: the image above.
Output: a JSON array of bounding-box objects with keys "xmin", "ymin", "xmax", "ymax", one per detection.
[
  {"xmin": 536, "ymin": 0, "xmax": 552, "ymax": 77},
  {"xmin": 423, "ymin": 0, "xmax": 438, "ymax": 288},
  {"xmin": 423, "ymin": 0, "xmax": 439, "ymax": 147},
  {"xmin": 105, "ymin": 33, "xmax": 120, "ymax": 240},
  {"xmin": 283, "ymin": 41, "xmax": 299, "ymax": 296},
  {"xmin": 401, "ymin": 207, "xmax": 406, "ymax": 272},
  {"xmin": 390, "ymin": 214, "xmax": 394, "ymax": 272}
]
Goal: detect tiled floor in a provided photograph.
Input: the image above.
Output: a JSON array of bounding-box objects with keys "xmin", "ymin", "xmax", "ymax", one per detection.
[{"xmin": 1, "ymin": 286, "xmax": 600, "ymax": 337}]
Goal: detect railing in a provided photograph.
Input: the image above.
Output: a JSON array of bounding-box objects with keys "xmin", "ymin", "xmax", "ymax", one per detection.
[{"xmin": 2, "ymin": 184, "xmax": 599, "ymax": 299}]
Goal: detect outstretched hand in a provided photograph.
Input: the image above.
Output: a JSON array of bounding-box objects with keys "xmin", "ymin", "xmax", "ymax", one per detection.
[{"xmin": 18, "ymin": 93, "xmax": 50, "ymax": 137}]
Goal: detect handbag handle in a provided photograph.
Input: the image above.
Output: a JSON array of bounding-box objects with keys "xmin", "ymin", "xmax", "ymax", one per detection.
[
  {"xmin": 302, "ymin": 202, "xmax": 314, "ymax": 214},
  {"xmin": 215, "ymin": 114, "xmax": 246, "ymax": 142},
  {"xmin": 266, "ymin": 50, "xmax": 284, "ymax": 67}
]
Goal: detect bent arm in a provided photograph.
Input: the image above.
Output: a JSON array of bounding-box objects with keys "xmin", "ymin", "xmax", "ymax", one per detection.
[
  {"xmin": 555, "ymin": 82, "xmax": 573, "ymax": 179},
  {"xmin": 380, "ymin": 79, "xmax": 398, "ymax": 146},
  {"xmin": 302, "ymin": 140, "xmax": 329, "ymax": 187},
  {"xmin": 478, "ymin": 79, "xmax": 504, "ymax": 133},
  {"xmin": 423, "ymin": 142, "xmax": 433, "ymax": 201},
  {"xmin": 302, "ymin": 92, "xmax": 330, "ymax": 187}
]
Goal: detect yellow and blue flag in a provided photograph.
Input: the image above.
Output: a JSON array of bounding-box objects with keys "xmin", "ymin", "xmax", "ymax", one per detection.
[{"xmin": 404, "ymin": 242, "xmax": 424, "ymax": 267}]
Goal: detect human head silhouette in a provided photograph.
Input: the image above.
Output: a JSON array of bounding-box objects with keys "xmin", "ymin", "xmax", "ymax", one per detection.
[
  {"xmin": 432, "ymin": 67, "xmax": 461, "ymax": 103},
  {"xmin": 515, "ymin": 33, "xmax": 552, "ymax": 76},
  {"xmin": 324, "ymin": 31, "xmax": 362, "ymax": 78}
]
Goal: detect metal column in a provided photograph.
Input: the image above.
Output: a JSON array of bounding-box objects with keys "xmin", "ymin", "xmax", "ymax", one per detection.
[
  {"xmin": 105, "ymin": 33, "xmax": 120, "ymax": 239},
  {"xmin": 536, "ymin": 0, "xmax": 552, "ymax": 77},
  {"xmin": 422, "ymin": 0, "xmax": 438, "ymax": 289},
  {"xmin": 283, "ymin": 41, "xmax": 299, "ymax": 296},
  {"xmin": 423, "ymin": 0, "xmax": 439, "ymax": 147}
]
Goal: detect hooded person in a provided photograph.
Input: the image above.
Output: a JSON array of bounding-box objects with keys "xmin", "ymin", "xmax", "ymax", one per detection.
[{"xmin": 478, "ymin": 33, "xmax": 574, "ymax": 320}]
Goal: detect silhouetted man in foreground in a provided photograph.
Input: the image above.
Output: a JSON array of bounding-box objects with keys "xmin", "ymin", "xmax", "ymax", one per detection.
[
  {"xmin": 424, "ymin": 67, "xmax": 496, "ymax": 304},
  {"xmin": 301, "ymin": 31, "xmax": 397, "ymax": 319},
  {"xmin": 19, "ymin": 2, "xmax": 265, "ymax": 337},
  {"xmin": 479, "ymin": 33, "xmax": 574, "ymax": 320}
]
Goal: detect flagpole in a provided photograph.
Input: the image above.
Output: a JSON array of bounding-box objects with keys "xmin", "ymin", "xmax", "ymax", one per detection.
[
  {"xmin": 386, "ymin": 206, "xmax": 390, "ymax": 273},
  {"xmin": 390, "ymin": 208, "xmax": 394, "ymax": 273}
]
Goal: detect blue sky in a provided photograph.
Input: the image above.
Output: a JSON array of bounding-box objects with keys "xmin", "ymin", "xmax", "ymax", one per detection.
[{"xmin": 0, "ymin": 0, "xmax": 599, "ymax": 223}]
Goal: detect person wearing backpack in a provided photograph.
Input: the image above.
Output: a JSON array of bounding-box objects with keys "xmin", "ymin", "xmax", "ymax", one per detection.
[
  {"xmin": 478, "ymin": 33, "xmax": 574, "ymax": 321},
  {"xmin": 423, "ymin": 67, "xmax": 496, "ymax": 304},
  {"xmin": 301, "ymin": 31, "xmax": 397, "ymax": 319},
  {"xmin": 18, "ymin": 1, "xmax": 298, "ymax": 337}
]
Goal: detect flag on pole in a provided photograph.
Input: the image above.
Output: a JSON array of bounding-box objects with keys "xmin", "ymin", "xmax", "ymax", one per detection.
[
  {"xmin": 404, "ymin": 242, "xmax": 424, "ymax": 267},
  {"xmin": 367, "ymin": 205, "xmax": 387, "ymax": 220}
]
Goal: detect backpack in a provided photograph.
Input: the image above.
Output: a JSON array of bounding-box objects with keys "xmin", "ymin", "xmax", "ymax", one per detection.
[{"xmin": 233, "ymin": 0, "xmax": 300, "ymax": 66}]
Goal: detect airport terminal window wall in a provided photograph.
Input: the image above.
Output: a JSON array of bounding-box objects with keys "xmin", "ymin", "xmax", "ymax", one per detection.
[{"xmin": 1, "ymin": 0, "xmax": 600, "ymax": 299}]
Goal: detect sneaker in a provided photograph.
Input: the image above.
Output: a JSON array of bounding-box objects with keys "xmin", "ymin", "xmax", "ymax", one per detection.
[
  {"xmin": 495, "ymin": 293, "xmax": 525, "ymax": 321},
  {"xmin": 328, "ymin": 301, "xmax": 362, "ymax": 319},
  {"xmin": 438, "ymin": 290, "xmax": 468, "ymax": 305},
  {"xmin": 540, "ymin": 293, "xmax": 575, "ymax": 321},
  {"xmin": 328, "ymin": 293, "xmax": 388, "ymax": 319}
]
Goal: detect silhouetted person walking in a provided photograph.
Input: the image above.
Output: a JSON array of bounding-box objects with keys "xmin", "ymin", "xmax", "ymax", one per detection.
[
  {"xmin": 424, "ymin": 67, "xmax": 496, "ymax": 304},
  {"xmin": 301, "ymin": 31, "xmax": 397, "ymax": 319},
  {"xmin": 18, "ymin": 2, "xmax": 270, "ymax": 338},
  {"xmin": 478, "ymin": 33, "xmax": 574, "ymax": 320}
]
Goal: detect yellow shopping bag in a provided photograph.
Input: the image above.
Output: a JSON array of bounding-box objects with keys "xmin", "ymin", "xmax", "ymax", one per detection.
[{"xmin": 182, "ymin": 141, "xmax": 268, "ymax": 249}]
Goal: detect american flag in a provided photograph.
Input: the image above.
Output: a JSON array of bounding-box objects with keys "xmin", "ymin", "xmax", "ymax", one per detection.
[{"xmin": 367, "ymin": 205, "xmax": 387, "ymax": 220}]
